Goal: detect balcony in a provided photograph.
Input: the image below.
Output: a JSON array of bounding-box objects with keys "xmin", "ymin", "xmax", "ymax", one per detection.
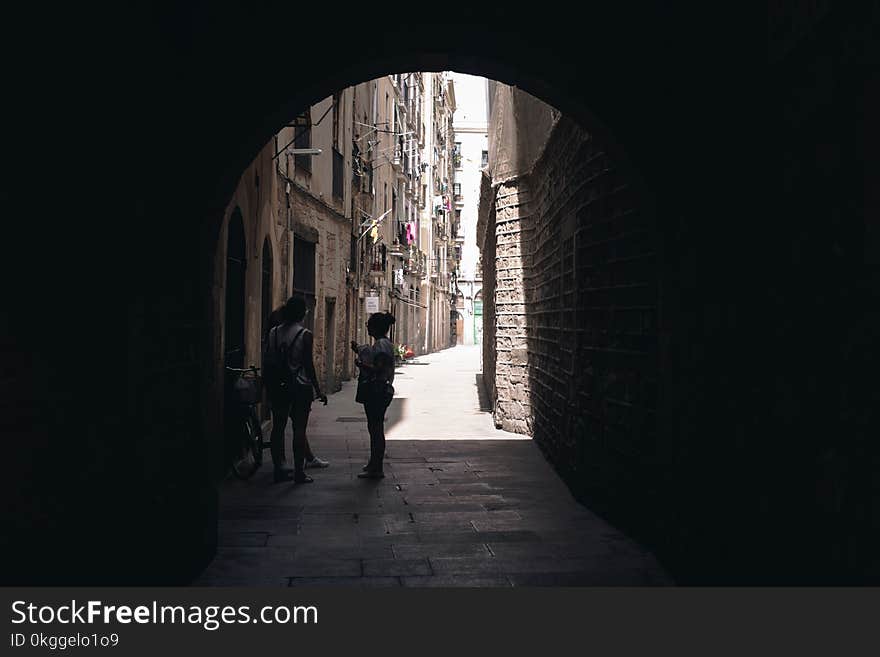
[
  {"xmin": 364, "ymin": 243, "xmax": 387, "ymax": 277},
  {"xmin": 391, "ymin": 149, "xmax": 403, "ymax": 175}
]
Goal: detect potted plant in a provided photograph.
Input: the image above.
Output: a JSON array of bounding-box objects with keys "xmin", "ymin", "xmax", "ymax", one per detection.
[{"xmin": 394, "ymin": 343, "xmax": 406, "ymax": 366}]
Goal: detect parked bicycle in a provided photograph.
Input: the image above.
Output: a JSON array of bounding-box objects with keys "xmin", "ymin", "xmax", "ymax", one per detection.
[{"xmin": 225, "ymin": 365, "xmax": 266, "ymax": 479}]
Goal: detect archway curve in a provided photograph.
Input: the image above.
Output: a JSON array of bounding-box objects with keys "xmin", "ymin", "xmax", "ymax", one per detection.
[
  {"xmin": 210, "ymin": 56, "xmax": 656, "ymax": 232},
  {"xmin": 11, "ymin": 3, "xmax": 874, "ymax": 587}
]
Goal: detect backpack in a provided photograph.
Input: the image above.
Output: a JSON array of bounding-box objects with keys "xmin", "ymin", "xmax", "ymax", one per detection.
[{"xmin": 264, "ymin": 325, "xmax": 306, "ymax": 397}]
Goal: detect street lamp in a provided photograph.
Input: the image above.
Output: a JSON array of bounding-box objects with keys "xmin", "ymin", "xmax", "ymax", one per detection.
[{"xmin": 287, "ymin": 148, "xmax": 322, "ymax": 156}]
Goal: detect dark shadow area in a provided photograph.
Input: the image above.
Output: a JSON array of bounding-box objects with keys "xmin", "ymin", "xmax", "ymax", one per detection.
[
  {"xmin": 199, "ymin": 438, "xmax": 671, "ymax": 586},
  {"xmin": 475, "ymin": 374, "xmax": 493, "ymax": 413},
  {"xmin": 4, "ymin": 4, "xmax": 877, "ymax": 586}
]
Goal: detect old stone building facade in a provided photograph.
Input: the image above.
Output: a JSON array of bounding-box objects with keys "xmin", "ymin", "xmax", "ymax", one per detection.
[
  {"xmin": 451, "ymin": 73, "xmax": 488, "ymax": 346},
  {"xmin": 421, "ymin": 72, "xmax": 459, "ymax": 352},
  {"xmin": 217, "ymin": 90, "xmax": 357, "ymax": 401},
  {"xmin": 350, "ymin": 72, "xmax": 460, "ymax": 357},
  {"xmin": 215, "ymin": 74, "xmax": 462, "ymax": 428}
]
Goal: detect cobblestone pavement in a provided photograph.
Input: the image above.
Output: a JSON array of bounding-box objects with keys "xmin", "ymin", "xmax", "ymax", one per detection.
[{"xmin": 195, "ymin": 345, "xmax": 672, "ymax": 586}]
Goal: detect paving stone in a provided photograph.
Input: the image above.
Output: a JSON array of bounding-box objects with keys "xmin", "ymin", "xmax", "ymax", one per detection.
[
  {"xmin": 289, "ymin": 577, "xmax": 401, "ymax": 588},
  {"xmin": 427, "ymin": 556, "xmax": 502, "ymax": 574},
  {"xmin": 197, "ymin": 346, "xmax": 672, "ymax": 586},
  {"xmin": 362, "ymin": 558, "xmax": 432, "ymax": 577},
  {"xmin": 392, "ymin": 543, "xmax": 492, "ymax": 559},
  {"xmin": 401, "ymin": 575, "xmax": 512, "ymax": 587},
  {"xmin": 194, "ymin": 575, "xmax": 290, "ymax": 587},
  {"xmin": 218, "ymin": 532, "xmax": 269, "ymax": 547},
  {"xmin": 283, "ymin": 558, "xmax": 362, "ymax": 578},
  {"xmin": 506, "ymin": 567, "xmax": 665, "ymax": 586}
]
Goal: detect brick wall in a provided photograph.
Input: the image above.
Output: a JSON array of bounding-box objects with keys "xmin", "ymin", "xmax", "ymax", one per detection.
[
  {"xmin": 477, "ymin": 172, "xmax": 497, "ymax": 410},
  {"xmin": 288, "ymin": 185, "xmax": 352, "ymax": 393},
  {"xmin": 479, "ymin": 110, "xmax": 664, "ymax": 570},
  {"xmin": 524, "ymin": 115, "xmax": 659, "ymax": 525},
  {"xmin": 490, "ymin": 180, "xmax": 533, "ymax": 434}
]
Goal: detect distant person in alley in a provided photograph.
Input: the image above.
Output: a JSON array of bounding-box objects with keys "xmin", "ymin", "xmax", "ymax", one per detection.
[
  {"xmin": 351, "ymin": 312, "xmax": 396, "ymax": 479},
  {"xmin": 264, "ymin": 297, "xmax": 329, "ymax": 484}
]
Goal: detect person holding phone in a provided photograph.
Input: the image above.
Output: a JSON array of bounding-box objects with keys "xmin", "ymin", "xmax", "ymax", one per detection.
[{"xmin": 351, "ymin": 312, "xmax": 396, "ymax": 479}]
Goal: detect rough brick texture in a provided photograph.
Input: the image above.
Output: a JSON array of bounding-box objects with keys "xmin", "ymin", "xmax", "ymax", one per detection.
[
  {"xmin": 524, "ymin": 117, "xmax": 657, "ymax": 497},
  {"xmin": 477, "ymin": 172, "xmax": 498, "ymax": 413},
  {"xmin": 480, "ymin": 114, "xmax": 661, "ymax": 550}
]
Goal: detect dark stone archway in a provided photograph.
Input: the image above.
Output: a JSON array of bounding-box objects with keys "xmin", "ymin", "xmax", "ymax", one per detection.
[{"xmin": 2, "ymin": 3, "xmax": 878, "ymax": 584}]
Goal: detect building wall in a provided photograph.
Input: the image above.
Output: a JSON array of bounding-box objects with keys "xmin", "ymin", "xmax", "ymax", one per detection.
[
  {"xmin": 417, "ymin": 72, "xmax": 458, "ymax": 354},
  {"xmin": 452, "ymin": 73, "xmax": 489, "ymax": 346},
  {"xmin": 477, "ymin": 171, "xmax": 497, "ymax": 407},
  {"xmin": 526, "ymin": 115, "xmax": 657, "ymax": 509},
  {"xmin": 478, "ymin": 84, "xmax": 660, "ymax": 554},
  {"xmin": 217, "ymin": 90, "xmax": 358, "ymax": 399}
]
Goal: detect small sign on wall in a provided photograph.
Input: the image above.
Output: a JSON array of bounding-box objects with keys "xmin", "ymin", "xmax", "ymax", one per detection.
[{"xmin": 365, "ymin": 296, "xmax": 379, "ymax": 315}]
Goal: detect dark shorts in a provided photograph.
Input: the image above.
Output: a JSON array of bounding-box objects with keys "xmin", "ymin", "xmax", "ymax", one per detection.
[{"xmin": 270, "ymin": 383, "xmax": 313, "ymax": 416}]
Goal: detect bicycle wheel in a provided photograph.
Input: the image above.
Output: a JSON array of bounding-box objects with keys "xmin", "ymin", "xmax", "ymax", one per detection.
[{"xmin": 231, "ymin": 417, "xmax": 260, "ymax": 479}]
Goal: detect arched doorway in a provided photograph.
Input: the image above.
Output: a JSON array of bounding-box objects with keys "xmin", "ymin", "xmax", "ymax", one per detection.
[
  {"xmin": 260, "ymin": 237, "xmax": 273, "ymax": 421},
  {"xmin": 473, "ymin": 290, "xmax": 482, "ymax": 346},
  {"xmin": 224, "ymin": 209, "xmax": 247, "ymax": 370},
  {"xmin": 223, "ymin": 209, "xmax": 247, "ymax": 464}
]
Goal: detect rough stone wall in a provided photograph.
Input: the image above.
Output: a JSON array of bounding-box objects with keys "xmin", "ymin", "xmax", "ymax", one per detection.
[
  {"xmin": 289, "ymin": 185, "xmax": 351, "ymax": 393},
  {"xmin": 476, "ymin": 171, "xmax": 497, "ymax": 408},
  {"xmin": 479, "ymin": 100, "xmax": 664, "ymax": 569},
  {"xmin": 524, "ymin": 116, "xmax": 658, "ymax": 515},
  {"xmin": 490, "ymin": 180, "xmax": 533, "ymax": 433}
]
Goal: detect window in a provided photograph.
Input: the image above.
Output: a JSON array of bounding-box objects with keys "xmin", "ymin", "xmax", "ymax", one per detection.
[
  {"xmin": 453, "ymin": 182, "xmax": 461, "ymax": 198},
  {"xmin": 481, "ymin": 150, "xmax": 489, "ymax": 168},
  {"xmin": 332, "ymin": 148, "xmax": 344, "ymax": 201},
  {"xmin": 352, "ymin": 141, "xmax": 361, "ymax": 188},
  {"xmin": 293, "ymin": 112, "xmax": 312, "ymax": 173},
  {"xmin": 293, "ymin": 236, "xmax": 317, "ymax": 332},
  {"xmin": 453, "ymin": 142, "xmax": 462, "ymax": 169},
  {"xmin": 332, "ymin": 93, "xmax": 341, "ymax": 150}
]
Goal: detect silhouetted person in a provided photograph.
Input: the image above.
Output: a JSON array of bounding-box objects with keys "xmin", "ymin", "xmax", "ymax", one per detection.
[
  {"xmin": 265, "ymin": 305, "xmax": 329, "ymax": 471},
  {"xmin": 264, "ymin": 297, "xmax": 328, "ymax": 484},
  {"xmin": 351, "ymin": 312, "xmax": 396, "ymax": 479}
]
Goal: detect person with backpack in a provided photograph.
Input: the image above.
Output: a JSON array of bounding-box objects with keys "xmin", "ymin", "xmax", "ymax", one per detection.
[
  {"xmin": 350, "ymin": 312, "xmax": 396, "ymax": 479},
  {"xmin": 263, "ymin": 296, "xmax": 328, "ymax": 484}
]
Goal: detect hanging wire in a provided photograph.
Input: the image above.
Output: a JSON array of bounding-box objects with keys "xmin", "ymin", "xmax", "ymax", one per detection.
[{"xmin": 272, "ymin": 101, "xmax": 335, "ymax": 160}]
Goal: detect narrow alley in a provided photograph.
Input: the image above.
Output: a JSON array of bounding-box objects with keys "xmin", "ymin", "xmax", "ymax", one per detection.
[{"xmin": 196, "ymin": 346, "xmax": 671, "ymax": 586}]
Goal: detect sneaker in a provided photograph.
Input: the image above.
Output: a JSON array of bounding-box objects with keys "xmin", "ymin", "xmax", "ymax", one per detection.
[
  {"xmin": 304, "ymin": 456, "xmax": 330, "ymax": 469},
  {"xmin": 293, "ymin": 473, "xmax": 314, "ymax": 484}
]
